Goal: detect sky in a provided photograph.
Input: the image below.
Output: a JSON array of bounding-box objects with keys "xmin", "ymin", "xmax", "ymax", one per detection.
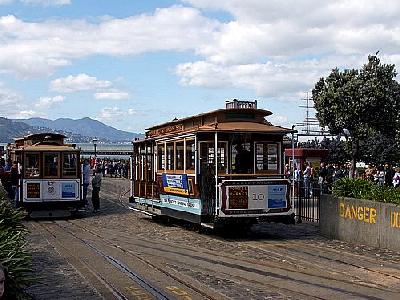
[{"xmin": 1, "ymin": 0, "xmax": 400, "ymax": 134}]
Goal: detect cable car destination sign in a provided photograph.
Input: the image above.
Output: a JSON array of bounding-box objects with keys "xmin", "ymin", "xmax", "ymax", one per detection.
[{"xmin": 148, "ymin": 124, "xmax": 184, "ymax": 138}]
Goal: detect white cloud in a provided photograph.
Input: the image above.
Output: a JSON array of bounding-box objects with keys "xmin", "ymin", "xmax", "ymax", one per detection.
[
  {"xmin": 49, "ymin": 74, "xmax": 112, "ymax": 93},
  {"xmin": 1, "ymin": 2, "xmax": 400, "ymax": 101},
  {"xmin": 35, "ymin": 95, "xmax": 65, "ymax": 108},
  {"xmin": 0, "ymin": 7, "xmax": 218, "ymax": 77},
  {"xmin": 97, "ymin": 107, "xmax": 136, "ymax": 122},
  {"xmin": 20, "ymin": 0, "xmax": 71, "ymax": 6},
  {"xmin": 268, "ymin": 114, "xmax": 292, "ymax": 128},
  {"xmin": 94, "ymin": 91, "xmax": 130, "ymax": 100},
  {"xmin": 176, "ymin": 59, "xmax": 328, "ymax": 98},
  {"xmin": 14, "ymin": 110, "xmax": 38, "ymax": 118},
  {"xmin": 0, "ymin": 83, "xmax": 25, "ymax": 117},
  {"xmin": 0, "ymin": 83, "xmax": 46, "ymax": 119}
]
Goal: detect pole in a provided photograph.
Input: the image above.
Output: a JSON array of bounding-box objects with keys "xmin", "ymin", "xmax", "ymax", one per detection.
[
  {"xmin": 291, "ymin": 125, "xmax": 298, "ymax": 222},
  {"xmin": 130, "ymin": 141, "xmax": 134, "ymax": 200},
  {"xmin": 215, "ymin": 132, "xmax": 218, "ymax": 216}
]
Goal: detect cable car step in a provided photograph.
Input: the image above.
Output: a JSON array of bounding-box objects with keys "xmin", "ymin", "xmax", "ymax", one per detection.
[{"xmin": 200, "ymin": 222, "xmax": 214, "ymax": 229}]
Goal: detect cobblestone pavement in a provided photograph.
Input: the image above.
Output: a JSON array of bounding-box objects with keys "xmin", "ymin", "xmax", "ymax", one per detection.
[{"xmin": 25, "ymin": 177, "xmax": 400, "ymax": 299}]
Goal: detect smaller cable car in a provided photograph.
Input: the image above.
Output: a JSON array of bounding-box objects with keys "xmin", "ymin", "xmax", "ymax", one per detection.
[{"xmin": 6, "ymin": 133, "xmax": 83, "ymax": 217}]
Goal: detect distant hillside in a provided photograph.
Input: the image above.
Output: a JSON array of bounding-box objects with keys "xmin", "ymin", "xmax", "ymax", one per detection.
[
  {"xmin": 0, "ymin": 117, "xmax": 94, "ymax": 143},
  {"xmin": 15, "ymin": 117, "xmax": 143, "ymax": 142},
  {"xmin": 0, "ymin": 117, "xmax": 31, "ymax": 142}
]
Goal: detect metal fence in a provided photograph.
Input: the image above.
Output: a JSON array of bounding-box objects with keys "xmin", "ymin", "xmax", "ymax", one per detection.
[{"xmin": 292, "ymin": 180, "xmax": 331, "ymax": 223}]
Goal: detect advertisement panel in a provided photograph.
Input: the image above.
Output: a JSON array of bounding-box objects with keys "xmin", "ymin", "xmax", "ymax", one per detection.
[
  {"xmin": 160, "ymin": 194, "xmax": 202, "ymax": 215},
  {"xmin": 267, "ymin": 185, "xmax": 287, "ymax": 208},
  {"xmin": 162, "ymin": 174, "xmax": 189, "ymax": 196},
  {"xmin": 61, "ymin": 182, "xmax": 76, "ymax": 198},
  {"xmin": 223, "ymin": 180, "xmax": 288, "ymax": 211},
  {"xmin": 26, "ymin": 182, "xmax": 41, "ymax": 199}
]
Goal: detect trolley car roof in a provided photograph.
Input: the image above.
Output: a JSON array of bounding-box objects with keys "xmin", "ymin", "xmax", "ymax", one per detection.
[
  {"xmin": 146, "ymin": 108, "xmax": 273, "ymax": 131},
  {"xmin": 141, "ymin": 104, "xmax": 294, "ymax": 141}
]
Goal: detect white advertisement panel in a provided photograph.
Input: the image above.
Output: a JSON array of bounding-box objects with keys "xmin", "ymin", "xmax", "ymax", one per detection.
[
  {"xmin": 42, "ymin": 180, "xmax": 80, "ymax": 201},
  {"xmin": 225, "ymin": 183, "xmax": 287, "ymax": 210}
]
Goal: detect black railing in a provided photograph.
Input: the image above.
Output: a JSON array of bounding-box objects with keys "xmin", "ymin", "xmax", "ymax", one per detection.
[{"xmin": 292, "ymin": 180, "xmax": 331, "ymax": 223}]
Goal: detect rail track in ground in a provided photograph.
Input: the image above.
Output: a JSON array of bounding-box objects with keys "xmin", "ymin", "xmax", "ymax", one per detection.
[{"xmin": 26, "ymin": 177, "xmax": 400, "ymax": 300}]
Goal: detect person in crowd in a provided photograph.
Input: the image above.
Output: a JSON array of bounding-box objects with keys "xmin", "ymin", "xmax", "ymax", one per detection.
[
  {"xmin": 91, "ymin": 167, "xmax": 102, "ymax": 213},
  {"xmin": 393, "ymin": 168, "xmax": 400, "ymax": 188},
  {"xmin": 318, "ymin": 162, "xmax": 327, "ymax": 194},
  {"xmin": 333, "ymin": 164, "xmax": 344, "ymax": 182},
  {"xmin": 303, "ymin": 162, "xmax": 312, "ymax": 197},
  {"xmin": 101, "ymin": 162, "xmax": 106, "ymax": 177},
  {"xmin": 284, "ymin": 164, "xmax": 291, "ymax": 179},
  {"xmin": 376, "ymin": 166, "xmax": 385, "ymax": 186},
  {"xmin": 0, "ymin": 264, "xmax": 5, "ymax": 299},
  {"xmin": 82, "ymin": 159, "xmax": 91, "ymax": 207},
  {"xmin": 385, "ymin": 164, "xmax": 395, "ymax": 187},
  {"xmin": 293, "ymin": 164, "xmax": 302, "ymax": 182},
  {"xmin": 10, "ymin": 161, "xmax": 20, "ymax": 207},
  {"xmin": 3, "ymin": 159, "xmax": 11, "ymax": 172}
]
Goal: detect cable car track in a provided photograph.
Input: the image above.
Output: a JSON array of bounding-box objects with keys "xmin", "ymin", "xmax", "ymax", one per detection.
[
  {"xmin": 61, "ymin": 218, "xmax": 395, "ymax": 299},
  {"xmin": 34, "ymin": 220, "xmax": 219, "ymax": 300},
  {"xmin": 72, "ymin": 215, "xmax": 400, "ymax": 291}
]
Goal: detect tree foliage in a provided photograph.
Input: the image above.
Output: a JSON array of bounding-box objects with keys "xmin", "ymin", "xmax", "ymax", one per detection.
[
  {"xmin": 0, "ymin": 189, "xmax": 33, "ymax": 300},
  {"xmin": 312, "ymin": 55, "xmax": 400, "ymax": 173}
]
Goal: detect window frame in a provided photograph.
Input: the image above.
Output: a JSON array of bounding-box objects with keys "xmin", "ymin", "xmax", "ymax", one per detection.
[
  {"xmin": 62, "ymin": 152, "xmax": 78, "ymax": 178},
  {"xmin": 43, "ymin": 152, "xmax": 61, "ymax": 179},
  {"xmin": 24, "ymin": 152, "xmax": 41, "ymax": 179}
]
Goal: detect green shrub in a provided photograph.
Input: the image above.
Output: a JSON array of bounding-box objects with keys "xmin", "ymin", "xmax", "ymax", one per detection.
[
  {"xmin": 0, "ymin": 188, "xmax": 33, "ymax": 300},
  {"xmin": 333, "ymin": 177, "xmax": 400, "ymax": 205}
]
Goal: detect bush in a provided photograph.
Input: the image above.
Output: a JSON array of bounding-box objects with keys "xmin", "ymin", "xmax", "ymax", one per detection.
[
  {"xmin": 0, "ymin": 187, "xmax": 33, "ymax": 300},
  {"xmin": 333, "ymin": 177, "xmax": 400, "ymax": 205}
]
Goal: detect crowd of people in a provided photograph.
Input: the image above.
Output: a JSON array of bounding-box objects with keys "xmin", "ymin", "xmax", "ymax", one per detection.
[
  {"xmin": 285, "ymin": 161, "xmax": 400, "ymax": 196},
  {"xmin": 88, "ymin": 157, "xmax": 130, "ymax": 179}
]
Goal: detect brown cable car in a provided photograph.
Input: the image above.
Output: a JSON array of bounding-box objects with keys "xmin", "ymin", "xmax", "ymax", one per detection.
[{"xmin": 129, "ymin": 100, "xmax": 295, "ymax": 229}]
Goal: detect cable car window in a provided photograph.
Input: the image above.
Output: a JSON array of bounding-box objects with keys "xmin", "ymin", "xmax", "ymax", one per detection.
[
  {"xmin": 24, "ymin": 153, "xmax": 40, "ymax": 178},
  {"xmin": 231, "ymin": 142, "xmax": 252, "ymax": 173},
  {"xmin": 166, "ymin": 143, "xmax": 174, "ymax": 170},
  {"xmin": 176, "ymin": 142, "xmax": 184, "ymax": 170},
  {"xmin": 62, "ymin": 153, "xmax": 77, "ymax": 177},
  {"xmin": 255, "ymin": 143, "xmax": 278, "ymax": 172},
  {"xmin": 157, "ymin": 145, "xmax": 165, "ymax": 170},
  {"xmin": 43, "ymin": 153, "xmax": 59, "ymax": 178},
  {"xmin": 199, "ymin": 142, "xmax": 227, "ymax": 172},
  {"xmin": 186, "ymin": 140, "xmax": 195, "ymax": 170}
]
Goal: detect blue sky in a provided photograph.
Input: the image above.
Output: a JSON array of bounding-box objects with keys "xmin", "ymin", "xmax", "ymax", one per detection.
[{"xmin": 1, "ymin": 0, "xmax": 400, "ymax": 133}]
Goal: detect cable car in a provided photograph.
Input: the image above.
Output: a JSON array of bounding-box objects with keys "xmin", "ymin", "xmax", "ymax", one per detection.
[
  {"xmin": 129, "ymin": 100, "xmax": 295, "ymax": 229},
  {"xmin": 7, "ymin": 133, "xmax": 83, "ymax": 217}
]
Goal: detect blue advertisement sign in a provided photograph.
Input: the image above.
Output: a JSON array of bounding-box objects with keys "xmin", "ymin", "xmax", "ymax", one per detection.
[
  {"xmin": 267, "ymin": 185, "xmax": 287, "ymax": 208},
  {"xmin": 162, "ymin": 174, "xmax": 189, "ymax": 196},
  {"xmin": 62, "ymin": 182, "xmax": 76, "ymax": 198}
]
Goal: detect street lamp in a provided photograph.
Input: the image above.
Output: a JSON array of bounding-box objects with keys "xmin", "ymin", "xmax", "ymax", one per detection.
[{"xmin": 92, "ymin": 138, "xmax": 98, "ymax": 158}]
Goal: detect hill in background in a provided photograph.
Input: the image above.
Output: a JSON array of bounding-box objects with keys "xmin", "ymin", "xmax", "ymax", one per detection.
[
  {"xmin": 0, "ymin": 118, "xmax": 31, "ymax": 142},
  {"xmin": 0, "ymin": 117, "xmax": 143, "ymax": 143}
]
